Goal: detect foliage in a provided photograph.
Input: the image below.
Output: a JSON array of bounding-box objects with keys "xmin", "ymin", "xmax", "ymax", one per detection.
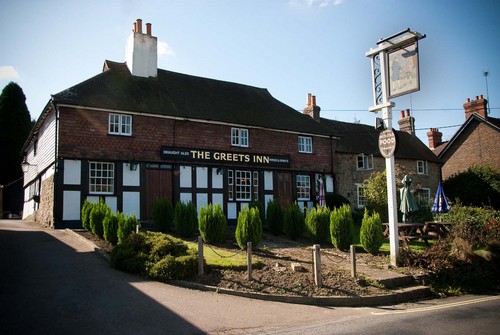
[
  {"xmin": 443, "ymin": 165, "xmax": 500, "ymax": 209},
  {"xmin": 152, "ymin": 197, "xmax": 174, "ymax": 233},
  {"xmin": 408, "ymin": 205, "xmax": 433, "ymax": 223},
  {"xmin": 363, "ymin": 165, "xmax": 407, "ymax": 223},
  {"xmin": 330, "ymin": 204, "xmax": 355, "ymax": 251},
  {"xmin": 0, "ymin": 82, "xmax": 33, "ymax": 185},
  {"xmin": 266, "ymin": 198, "xmax": 284, "ymax": 236},
  {"xmin": 235, "ymin": 206, "xmax": 263, "ymax": 249},
  {"xmin": 305, "ymin": 205, "xmax": 331, "ymax": 244},
  {"xmin": 117, "ymin": 212, "xmax": 138, "ymax": 245},
  {"xmin": 249, "ymin": 199, "xmax": 265, "ymax": 227},
  {"xmin": 283, "ymin": 202, "xmax": 305, "ymax": 240},
  {"xmin": 111, "ymin": 231, "xmax": 197, "ymax": 280},
  {"xmin": 325, "ymin": 193, "xmax": 350, "ymax": 209},
  {"xmin": 359, "ymin": 208, "xmax": 384, "ymax": 255},
  {"xmin": 89, "ymin": 200, "xmax": 110, "ymax": 238},
  {"xmin": 439, "ymin": 204, "xmax": 500, "ymax": 249},
  {"xmin": 103, "ymin": 211, "xmax": 119, "ymax": 245},
  {"xmin": 198, "ymin": 203, "xmax": 227, "ymax": 244},
  {"xmin": 173, "ymin": 201, "xmax": 198, "ymax": 238},
  {"xmin": 81, "ymin": 199, "xmax": 94, "ymax": 231}
]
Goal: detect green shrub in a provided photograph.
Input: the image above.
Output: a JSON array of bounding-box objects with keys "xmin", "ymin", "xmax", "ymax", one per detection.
[
  {"xmin": 249, "ymin": 199, "xmax": 265, "ymax": 227},
  {"xmin": 330, "ymin": 204, "xmax": 355, "ymax": 251},
  {"xmin": 266, "ymin": 198, "xmax": 284, "ymax": 236},
  {"xmin": 235, "ymin": 206, "xmax": 263, "ymax": 249},
  {"xmin": 305, "ymin": 205, "xmax": 331, "ymax": 244},
  {"xmin": 81, "ymin": 199, "xmax": 94, "ymax": 230},
  {"xmin": 111, "ymin": 231, "xmax": 197, "ymax": 281},
  {"xmin": 359, "ymin": 208, "xmax": 384, "ymax": 255},
  {"xmin": 440, "ymin": 204, "xmax": 500, "ymax": 249},
  {"xmin": 103, "ymin": 211, "xmax": 119, "ymax": 245},
  {"xmin": 173, "ymin": 201, "xmax": 198, "ymax": 238},
  {"xmin": 89, "ymin": 200, "xmax": 110, "ymax": 238},
  {"xmin": 198, "ymin": 203, "xmax": 227, "ymax": 244},
  {"xmin": 153, "ymin": 198, "xmax": 174, "ymax": 233},
  {"xmin": 117, "ymin": 212, "xmax": 137, "ymax": 244},
  {"xmin": 408, "ymin": 205, "xmax": 433, "ymax": 223},
  {"xmin": 148, "ymin": 253, "xmax": 198, "ymax": 281},
  {"xmin": 284, "ymin": 202, "xmax": 305, "ymax": 240}
]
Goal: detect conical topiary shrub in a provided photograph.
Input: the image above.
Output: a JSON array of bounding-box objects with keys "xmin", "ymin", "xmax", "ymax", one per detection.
[
  {"xmin": 330, "ymin": 204, "xmax": 355, "ymax": 251},
  {"xmin": 360, "ymin": 208, "xmax": 384, "ymax": 255},
  {"xmin": 235, "ymin": 206, "xmax": 263, "ymax": 249}
]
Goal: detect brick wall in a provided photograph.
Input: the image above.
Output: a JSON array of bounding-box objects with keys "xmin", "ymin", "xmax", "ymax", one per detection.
[
  {"xmin": 441, "ymin": 121, "xmax": 500, "ymax": 180},
  {"xmin": 58, "ymin": 106, "xmax": 333, "ymax": 172}
]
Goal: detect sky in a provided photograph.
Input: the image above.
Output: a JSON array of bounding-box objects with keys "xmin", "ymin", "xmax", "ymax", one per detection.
[{"xmin": 1, "ymin": 0, "xmax": 499, "ymax": 146}]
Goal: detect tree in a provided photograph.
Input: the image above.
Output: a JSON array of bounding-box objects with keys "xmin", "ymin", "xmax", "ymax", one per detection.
[
  {"xmin": 0, "ymin": 82, "xmax": 33, "ymax": 185},
  {"xmin": 443, "ymin": 165, "xmax": 500, "ymax": 210}
]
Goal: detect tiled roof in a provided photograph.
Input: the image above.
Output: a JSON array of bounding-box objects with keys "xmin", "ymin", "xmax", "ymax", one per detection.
[
  {"xmin": 320, "ymin": 118, "xmax": 441, "ymax": 163},
  {"xmin": 53, "ymin": 60, "xmax": 332, "ymax": 137}
]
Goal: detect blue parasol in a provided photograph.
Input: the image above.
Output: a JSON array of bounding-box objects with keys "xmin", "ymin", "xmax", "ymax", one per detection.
[{"xmin": 431, "ymin": 182, "xmax": 451, "ymax": 214}]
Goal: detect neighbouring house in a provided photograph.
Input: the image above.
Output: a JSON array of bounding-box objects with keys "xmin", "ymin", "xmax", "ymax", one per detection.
[
  {"xmin": 310, "ymin": 107, "xmax": 441, "ymax": 209},
  {"xmin": 21, "ymin": 19, "xmax": 335, "ymax": 229},
  {"xmin": 427, "ymin": 95, "xmax": 500, "ymax": 180}
]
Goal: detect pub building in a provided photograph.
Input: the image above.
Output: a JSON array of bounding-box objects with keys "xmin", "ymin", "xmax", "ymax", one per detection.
[{"xmin": 21, "ymin": 19, "xmax": 335, "ymax": 228}]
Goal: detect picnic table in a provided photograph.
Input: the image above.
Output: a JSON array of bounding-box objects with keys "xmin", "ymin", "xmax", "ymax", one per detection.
[{"xmin": 382, "ymin": 221, "xmax": 452, "ymax": 244}]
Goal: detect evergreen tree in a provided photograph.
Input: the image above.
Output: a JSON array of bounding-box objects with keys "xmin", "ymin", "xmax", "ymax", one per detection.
[{"xmin": 0, "ymin": 82, "xmax": 33, "ymax": 184}]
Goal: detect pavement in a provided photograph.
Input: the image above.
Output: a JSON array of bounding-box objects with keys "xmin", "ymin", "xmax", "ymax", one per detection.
[{"xmin": 63, "ymin": 224, "xmax": 433, "ymax": 307}]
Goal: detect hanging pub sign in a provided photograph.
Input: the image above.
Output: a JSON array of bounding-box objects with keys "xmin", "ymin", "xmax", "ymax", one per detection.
[
  {"xmin": 378, "ymin": 129, "xmax": 398, "ymax": 158},
  {"xmin": 161, "ymin": 146, "xmax": 291, "ymax": 168},
  {"xmin": 388, "ymin": 41, "xmax": 420, "ymax": 99}
]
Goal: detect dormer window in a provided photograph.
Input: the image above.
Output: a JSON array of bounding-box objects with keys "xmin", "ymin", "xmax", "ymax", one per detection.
[
  {"xmin": 231, "ymin": 128, "xmax": 248, "ymax": 147},
  {"xmin": 109, "ymin": 114, "xmax": 132, "ymax": 136},
  {"xmin": 357, "ymin": 154, "xmax": 373, "ymax": 170},
  {"xmin": 298, "ymin": 136, "xmax": 312, "ymax": 153}
]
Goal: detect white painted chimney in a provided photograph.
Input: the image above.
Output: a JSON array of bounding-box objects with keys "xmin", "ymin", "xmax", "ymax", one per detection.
[{"xmin": 125, "ymin": 19, "xmax": 158, "ymax": 77}]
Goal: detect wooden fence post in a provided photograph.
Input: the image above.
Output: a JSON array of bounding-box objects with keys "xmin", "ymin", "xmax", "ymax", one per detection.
[
  {"xmin": 313, "ymin": 244, "xmax": 322, "ymax": 288},
  {"xmin": 350, "ymin": 244, "xmax": 357, "ymax": 278},
  {"xmin": 247, "ymin": 242, "xmax": 252, "ymax": 281}
]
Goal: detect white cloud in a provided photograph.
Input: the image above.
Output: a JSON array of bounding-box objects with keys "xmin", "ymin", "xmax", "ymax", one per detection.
[
  {"xmin": 0, "ymin": 66, "xmax": 19, "ymax": 79},
  {"xmin": 158, "ymin": 40, "xmax": 175, "ymax": 57}
]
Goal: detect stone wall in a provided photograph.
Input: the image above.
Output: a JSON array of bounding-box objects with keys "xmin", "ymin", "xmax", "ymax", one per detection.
[{"xmin": 36, "ymin": 175, "xmax": 55, "ymax": 228}]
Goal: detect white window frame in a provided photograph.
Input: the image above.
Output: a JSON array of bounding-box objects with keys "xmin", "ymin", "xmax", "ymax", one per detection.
[
  {"xmin": 89, "ymin": 162, "xmax": 115, "ymax": 194},
  {"xmin": 298, "ymin": 136, "xmax": 313, "ymax": 153},
  {"xmin": 227, "ymin": 170, "xmax": 234, "ymax": 201},
  {"xmin": 296, "ymin": 175, "xmax": 311, "ymax": 200},
  {"xmin": 356, "ymin": 183, "xmax": 367, "ymax": 208},
  {"xmin": 417, "ymin": 160, "xmax": 428, "ymax": 175},
  {"xmin": 235, "ymin": 170, "xmax": 252, "ymax": 201},
  {"xmin": 356, "ymin": 153, "xmax": 374, "ymax": 170},
  {"xmin": 109, "ymin": 114, "xmax": 132, "ymax": 136},
  {"xmin": 231, "ymin": 128, "xmax": 249, "ymax": 147},
  {"xmin": 252, "ymin": 171, "xmax": 259, "ymax": 200}
]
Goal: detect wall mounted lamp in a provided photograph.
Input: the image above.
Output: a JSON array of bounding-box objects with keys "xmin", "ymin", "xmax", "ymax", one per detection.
[{"xmin": 21, "ymin": 159, "xmax": 37, "ymax": 173}]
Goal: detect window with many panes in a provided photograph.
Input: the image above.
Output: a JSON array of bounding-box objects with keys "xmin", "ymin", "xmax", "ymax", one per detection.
[
  {"xmin": 417, "ymin": 188, "xmax": 431, "ymax": 206},
  {"xmin": 356, "ymin": 183, "xmax": 367, "ymax": 208},
  {"xmin": 298, "ymin": 136, "xmax": 312, "ymax": 153},
  {"xmin": 89, "ymin": 162, "xmax": 115, "ymax": 194},
  {"xmin": 109, "ymin": 114, "xmax": 132, "ymax": 136},
  {"xmin": 417, "ymin": 160, "xmax": 428, "ymax": 175},
  {"xmin": 252, "ymin": 171, "xmax": 259, "ymax": 200},
  {"xmin": 231, "ymin": 128, "xmax": 249, "ymax": 147},
  {"xmin": 235, "ymin": 170, "xmax": 252, "ymax": 200},
  {"xmin": 296, "ymin": 175, "xmax": 310, "ymax": 200},
  {"xmin": 357, "ymin": 153, "xmax": 374, "ymax": 170},
  {"xmin": 227, "ymin": 170, "xmax": 234, "ymax": 200}
]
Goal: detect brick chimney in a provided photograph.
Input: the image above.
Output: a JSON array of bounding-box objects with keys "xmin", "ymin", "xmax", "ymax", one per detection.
[
  {"xmin": 303, "ymin": 93, "xmax": 321, "ymax": 122},
  {"xmin": 125, "ymin": 19, "xmax": 158, "ymax": 78},
  {"xmin": 427, "ymin": 128, "xmax": 443, "ymax": 150},
  {"xmin": 397, "ymin": 109, "xmax": 415, "ymax": 135},
  {"xmin": 464, "ymin": 95, "xmax": 488, "ymax": 120}
]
